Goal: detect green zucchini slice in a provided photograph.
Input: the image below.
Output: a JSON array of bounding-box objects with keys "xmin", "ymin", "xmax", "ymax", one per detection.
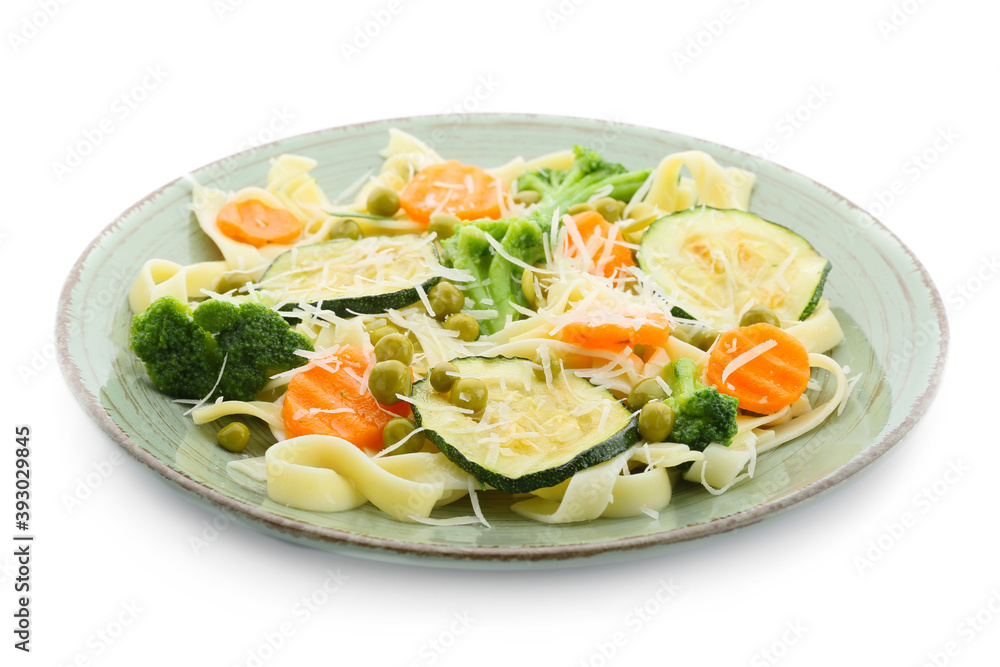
[
  {"xmin": 410, "ymin": 356, "xmax": 639, "ymax": 493},
  {"xmin": 259, "ymin": 235, "xmax": 441, "ymax": 316},
  {"xmin": 637, "ymin": 207, "xmax": 831, "ymax": 329}
]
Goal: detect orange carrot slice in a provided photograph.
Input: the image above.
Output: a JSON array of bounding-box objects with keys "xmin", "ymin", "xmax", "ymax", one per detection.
[
  {"xmin": 216, "ymin": 199, "xmax": 303, "ymax": 247},
  {"xmin": 560, "ymin": 312, "xmax": 671, "ymax": 352},
  {"xmin": 399, "ymin": 160, "xmax": 507, "ymax": 224},
  {"xmin": 705, "ymin": 323, "xmax": 810, "ymax": 415},
  {"xmin": 281, "ymin": 346, "xmax": 410, "ymax": 451},
  {"xmin": 563, "ymin": 211, "xmax": 635, "ymax": 279}
]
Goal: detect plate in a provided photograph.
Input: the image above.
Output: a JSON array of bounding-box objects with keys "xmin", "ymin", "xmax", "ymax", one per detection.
[{"xmin": 56, "ymin": 113, "xmax": 947, "ymax": 568}]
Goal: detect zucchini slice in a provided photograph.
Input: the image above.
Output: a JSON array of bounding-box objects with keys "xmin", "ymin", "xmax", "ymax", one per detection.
[
  {"xmin": 637, "ymin": 207, "xmax": 831, "ymax": 329},
  {"xmin": 410, "ymin": 356, "xmax": 639, "ymax": 494},
  {"xmin": 258, "ymin": 235, "xmax": 441, "ymax": 316}
]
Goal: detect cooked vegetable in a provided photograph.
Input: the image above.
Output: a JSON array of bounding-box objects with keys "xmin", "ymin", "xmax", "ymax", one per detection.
[
  {"xmin": 216, "ymin": 199, "xmax": 304, "ymax": 247},
  {"xmin": 329, "ymin": 219, "xmax": 362, "ymax": 240},
  {"xmin": 563, "ymin": 211, "xmax": 635, "ymax": 279},
  {"xmin": 443, "ymin": 147, "xmax": 650, "ymax": 333},
  {"xmin": 368, "ymin": 360, "xmax": 412, "ymax": 405},
  {"xmin": 382, "ymin": 417, "xmax": 424, "ymax": 454},
  {"xmin": 429, "ymin": 361, "xmax": 458, "ymax": 392},
  {"xmin": 443, "ymin": 217, "xmax": 545, "ymax": 334},
  {"xmin": 428, "ymin": 213, "xmax": 460, "ymax": 239},
  {"xmin": 659, "ymin": 357, "xmax": 739, "ymax": 450},
  {"xmin": 258, "ymin": 235, "xmax": 442, "ymax": 316},
  {"xmin": 369, "ymin": 325, "xmax": 401, "ymax": 346},
  {"xmin": 399, "ymin": 159, "xmax": 507, "ymax": 224},
  {"xmin": 637, "ymin": 207, "xmax": 831, "ymax": 329},
  {"xmin": 705, "ymin": 323, "xmax": 811, "ymax": 415},
  {"xmin": 558, "ymin": 311, "xmax": 671, "ymax": 352},
  {"xmin": 427, "ymin": 281, "xmax": 464, "ymax": 319},
  {"xmin": 513, "ymin": 190, "xmax": 540, "ymax": 205},
  {"xmin": 443, "ymin": 313, "xmax": 480, "ymax": 342},
  {"xmin": 130, "ymin": 297, "xmax": 312, "ymax": 401},
  {"xmin": 366, "ymin": 185, "xmax": 401, "ymax": 217},
  {"xmin": 217, "ymin": 422, "xmax": 250, "ymax": 452},
  {"xmin": 628, "ymin": 378, "xmax": 668, "ymax": 411},
  {"xmin": 593, "ymin": 196, "xmax": 624, "ymax": 222},
  {"xmin": 373, "ymin": 333, "xmax": 413, "ymax": 365},
  {"xmin": 739, "ymin": 305, "xmax": 780, "ymax": 328},
  {"xmin": 410, "ymin": 356, "xmax": 640, "ymax": 493},
  {"xmin": 450, "ymin": 377, "xmax": 488, "ymax": 414},
  {"xmin": 282, "ymin": 346, "xmax": 410, "ymax": 450},
  {"xmin": 515, "ymin": 145, "xmax": 650, "ymax": 218},
  {"xmin": 638, "ymin": 401, "xmax": 675, "ymax": 443}
]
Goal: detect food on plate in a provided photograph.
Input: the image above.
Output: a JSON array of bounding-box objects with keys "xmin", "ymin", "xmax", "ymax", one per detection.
[{"xmin": 126, "ymin": 129, "xmax": 851, "ymax": 525}]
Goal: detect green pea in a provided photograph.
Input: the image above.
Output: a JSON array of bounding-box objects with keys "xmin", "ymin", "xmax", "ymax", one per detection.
[
  {"xmin": 374, "ymin": 332, "xmax": 414, "ymax": 365},
  {"xmin": 382, "ymin": 417, "xmax": 424, "ymax": 454},
  {"xmin": 428, "ymin": 213, "xmax": 461, "ymax": 240},
  {"xmin": 690, "ymin": 327, "xmax": 720, "ymax": 351},
  {"xmin": 532, "ymin": 352, "xmax": 564, "ymax": 381},
  {"xmin": 366, "ymin": 185, "xmax": 400, "ymax": 217},
  {"xmin": 567, "ymin": 202, "xmax": 594, "ymax": 216},
  {"xmin": 217, "ymin": 422, "xmax": 250, "ymax": 453},
  {"xmin": 368, "ymin": 360, "xmax": 411, "ymax": 404},
  {"xmin": 329, "ymin": 219, "xmax": 362, "ymax": 240},
  {"xmin": 451, "ymin": 377, "xmax": 488, "ymax": 414},
  {"xmin": 638, "ymin": 401, "xmax": 676, "ymax": 443},
  {"xmin": 739, "ymin": 305, "xmax": 781, "ymax": 328},
  {"xmin": 444, "ymin": 313, "xmax": 480, "ymax": 342},
  {"xmin": 514, "ymin": 190, "xmax": 541, "ymax": 205},
  {"xmin": 429, "ymin": 362, "xmax": 459, "ymax": 392},
  {"xmin": 427, "ymin": 281, "xmax": 464, "ymax": 319},
  {"xmin": 370, "ymin": 325, "xmax": 402, "ymax": 346},
  {"xmin": 628, "ymin": 378, "xmax": 668, "ymax": 411},
  {"xmin": 593, "ymin": 197, "xmax": 624, "ymax": 222}
]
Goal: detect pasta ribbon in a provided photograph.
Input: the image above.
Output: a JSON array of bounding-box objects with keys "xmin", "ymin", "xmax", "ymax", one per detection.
[
  {"xmin": 264, "ymin": 436, "xmax": 471, "ymax": 521},
  {"xmin": 643, "ymin": 150, "xmax": 755, "ymax": 213},
  {"xmin": 128, "ymin": 259, "xmax": 228, "ymax": 314},
  {"xmin": 510, "ymin": 449, "xmax": 633, "ymax": 523},
  {"xmin": 191, "ymin": 400, "xmax": 284, "ymax": 428}
]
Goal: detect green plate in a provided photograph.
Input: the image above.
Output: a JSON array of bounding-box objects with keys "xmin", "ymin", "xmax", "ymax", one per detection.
[{"xmin": 56, "ymin": 114, "xmax": 947, "ymax": 568}]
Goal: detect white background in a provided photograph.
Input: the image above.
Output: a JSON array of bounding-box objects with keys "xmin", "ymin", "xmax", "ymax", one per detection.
[{"xmin": 1, "ymin": 0, "xmax": 996, "ymax": 665}]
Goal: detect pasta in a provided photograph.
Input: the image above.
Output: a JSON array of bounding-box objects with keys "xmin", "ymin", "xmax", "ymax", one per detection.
[{"xmin": 127, "ymin": 129, "xmax": 852, "ymax": 526}]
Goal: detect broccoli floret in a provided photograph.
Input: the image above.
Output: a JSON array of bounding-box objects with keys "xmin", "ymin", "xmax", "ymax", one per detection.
[
  {"xmin": 192, "ymin": 299, "xmax": 239, "ymax": 333},
  {"xmin": 662, "ymin": 357, "xmax": 739, "ymax": 450},
  {"xmin": 130, "ymin": 297, "xmax": 312, "ymax": 402},
  {"xmin": 443, "ymin": 216, "xmax": 547, "ymax": 334},
  {"xmin": 442, "ymin": 147, "xmax": 649, "ymax": 333},
  {"xmin": 517, "ymin": 145, "xmax": 650, "ymax": 220},
  {"xmin": 130, "ymin": 297, "xmax": 220, "ymax": 399},
  {"xmin": 213, "ymin": 303, "xmax": 312, "ymax": 400}
]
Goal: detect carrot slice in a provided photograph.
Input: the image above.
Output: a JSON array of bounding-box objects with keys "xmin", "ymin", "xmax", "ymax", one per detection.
[
  {"xmin": 216, "ymin": 199, "xmax": 304, "ymax": 247},
  {"xmin": 399, "ymin": 160, "xmax": 507, "ymax": 224},
  {"xmin": 705, "ymin": 323, "xmax": 810, "ymax": 415},
  {"xmin": 563, "ymin": 211, "xmax": 635, "ymax": 278},
  {"xmin": 560, "ymin": 312, "xmax": 671, "ymax": 352},
  {"xmin": 281, "ymin": 346, "xmax": 410, "ymax": 451}
]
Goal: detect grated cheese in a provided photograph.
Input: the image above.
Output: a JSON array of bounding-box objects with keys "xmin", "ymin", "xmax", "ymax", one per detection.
[{"xmin": 721, "ymin": 339, "xmax": 778, "ymax": 384}]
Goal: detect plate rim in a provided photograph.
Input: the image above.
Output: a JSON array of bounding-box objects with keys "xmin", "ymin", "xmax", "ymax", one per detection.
[{"xmin": 55, "ymin": 112, "xmax": 949, "ymax": 563}]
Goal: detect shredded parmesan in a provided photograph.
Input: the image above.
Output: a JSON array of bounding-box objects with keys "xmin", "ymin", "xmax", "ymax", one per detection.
[{"xmin": 721, "ymin": 339, "xmax": 778, "ymax": 384}]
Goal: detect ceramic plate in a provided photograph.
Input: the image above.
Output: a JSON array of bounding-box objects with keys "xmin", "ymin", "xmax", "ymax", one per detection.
[{"xmin": 57, "ymin": 114, "xmax": 947, "ymax": 568}]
